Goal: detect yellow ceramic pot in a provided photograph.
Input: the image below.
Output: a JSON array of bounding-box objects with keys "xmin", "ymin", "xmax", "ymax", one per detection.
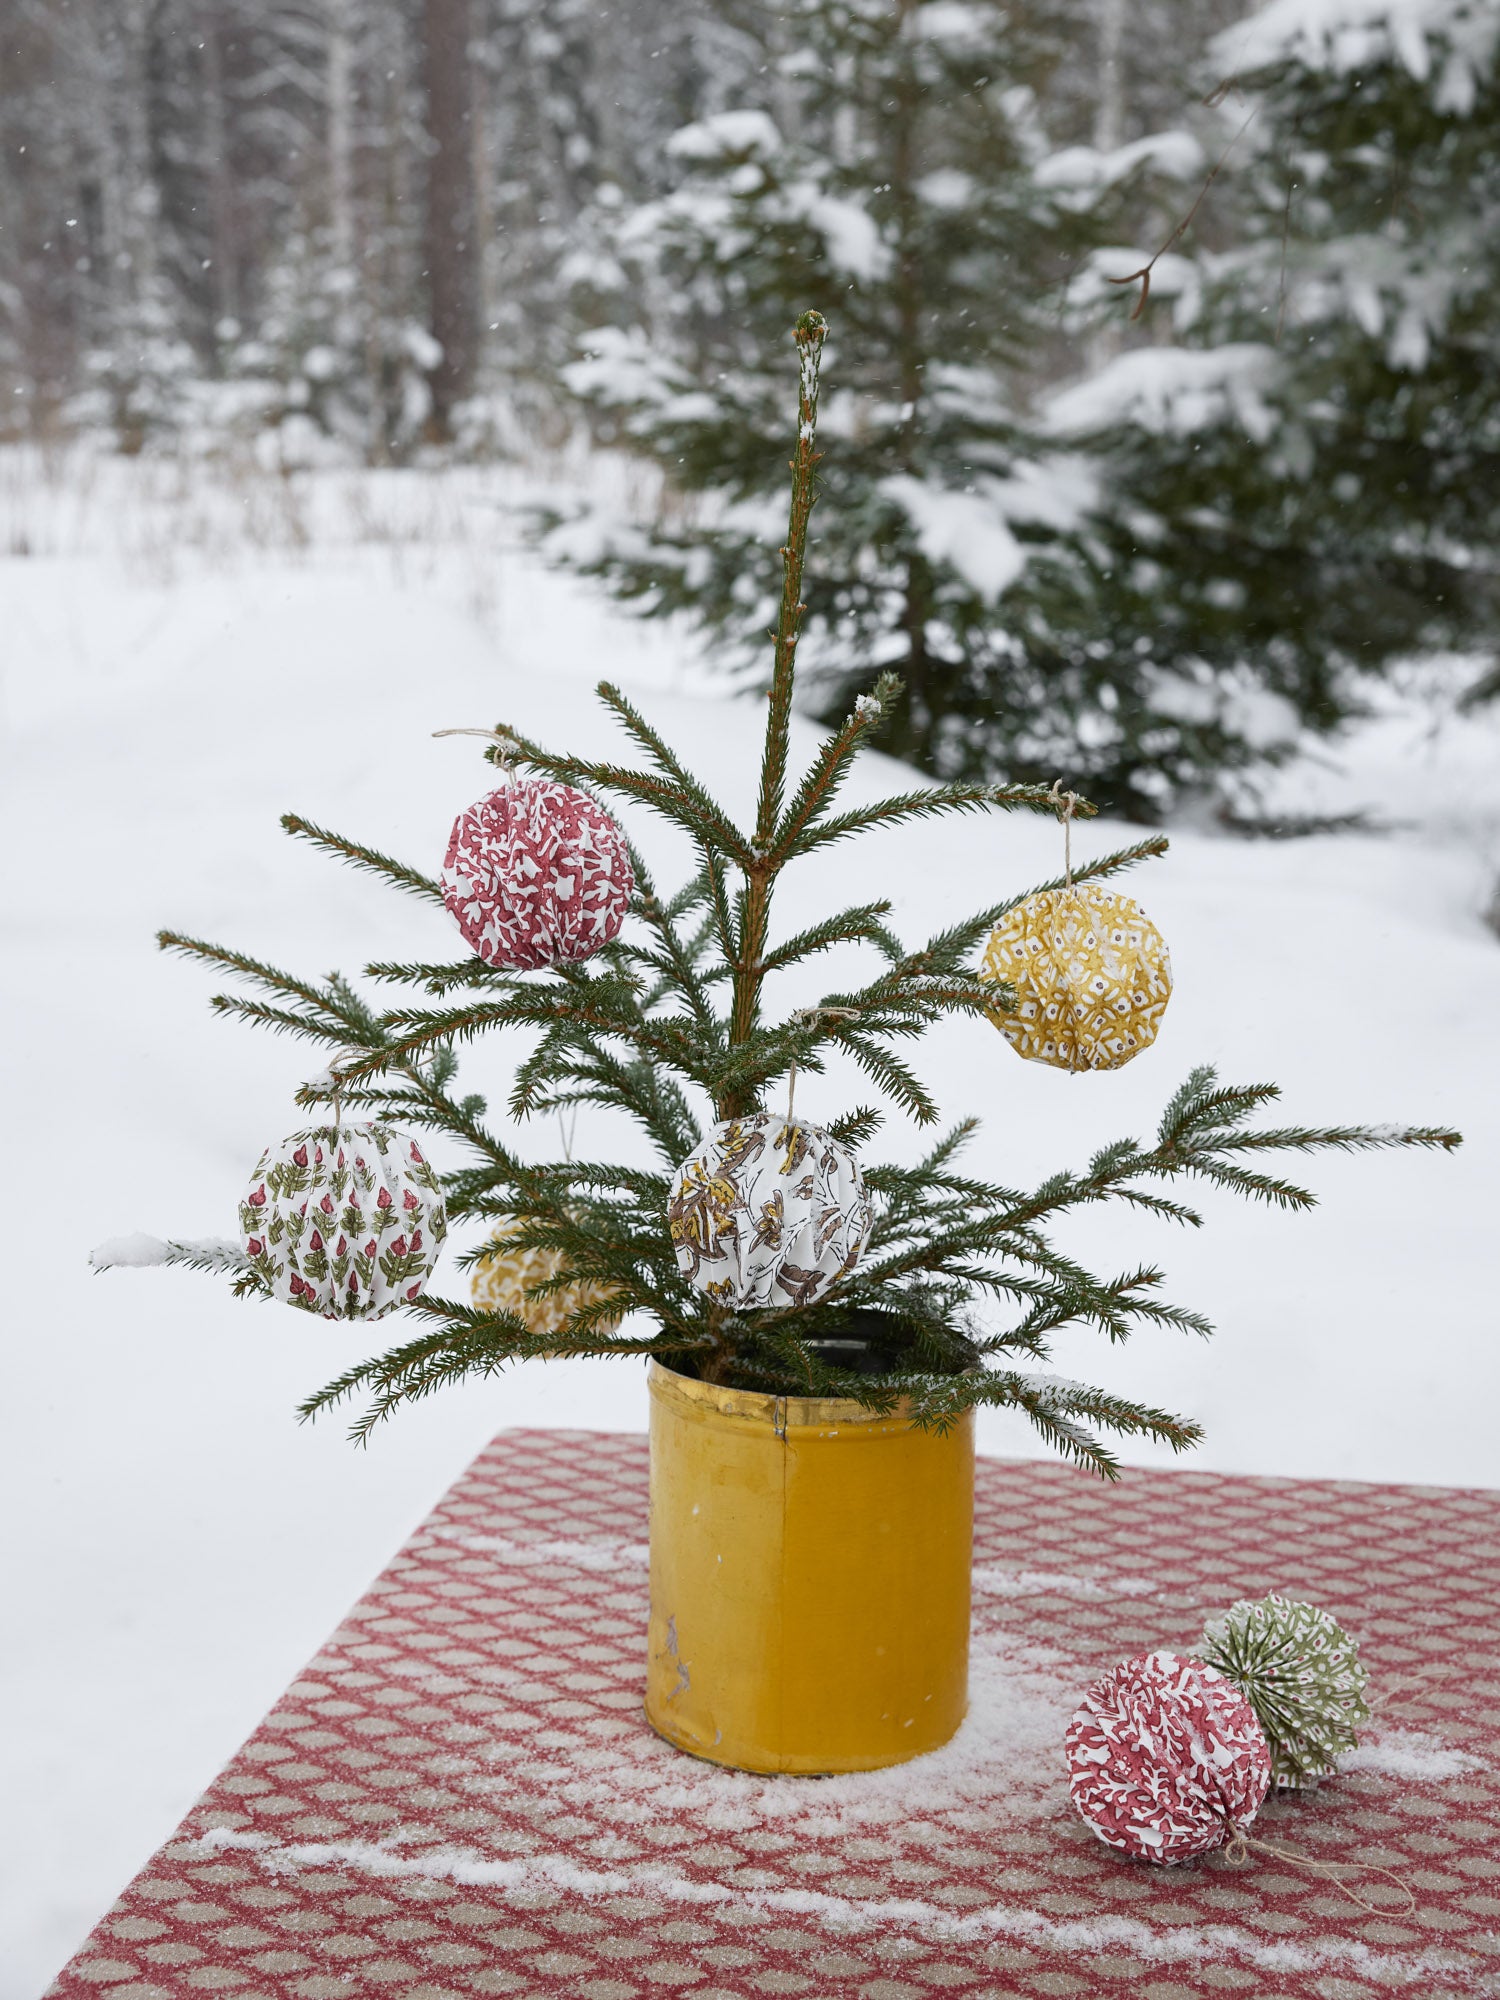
[{"xmin": 645, "ymin": 1359, "xmax": 974, "ymax": 1774}]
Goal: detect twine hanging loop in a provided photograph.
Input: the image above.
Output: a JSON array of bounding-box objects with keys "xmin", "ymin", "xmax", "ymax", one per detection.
[
  {"xmin": 785, "ymin": 1006, "xmax": 861, "ymax": 1124},
  {"xmin": 433, "ymin": 726, "xmax": 522, "ymax": 783},
  {"xmin": 1048, "ymin": 777, "xmax": 1080, "ymax": 891},
  {"xmin": 1221, "ymin": 1827, "xmax": 1417, "ymax": 1917}
]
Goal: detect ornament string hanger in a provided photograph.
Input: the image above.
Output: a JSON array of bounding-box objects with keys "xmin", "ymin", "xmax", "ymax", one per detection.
[
  {"xmin": 1221, "ymin": 1827, "xmax": 1417, "ymax": 1918},
  {"xmin": 433, "ymin": 727, "xmax": 522, "ymax": 785},
  {"xmin": 307, "ymin": 1065, "xmax": 347, "ymax": 1132},
  {"xmin": 1048, "ymin": 778, "xmax": 1080, "ymax": 891},
  {"xmin": 785, "ymin": 1006, "xmax": 860, "ymax": 1124}
]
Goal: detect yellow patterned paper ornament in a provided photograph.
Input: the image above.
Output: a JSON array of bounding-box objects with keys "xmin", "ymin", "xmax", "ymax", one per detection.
[
  {"xmin": 981, "ymin": 883, "xmax": 1172, "ymax": 1072},
  {"xmin": 471, "ymin": 1226, "xmax": 623, "ymax": 1338}
]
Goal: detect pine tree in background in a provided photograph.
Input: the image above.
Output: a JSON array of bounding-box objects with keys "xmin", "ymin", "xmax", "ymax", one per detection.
[
  {"xmin": 132, "ymin": 315, "xmax": 1460, "ymax": 1473},
  {"xmin": 546, "ymin": 0, "xmax": 1211, "ymax": 800},
  {"xmin": 1054, "ymin": 0, "xmax": 1500, "ymax": 818}
]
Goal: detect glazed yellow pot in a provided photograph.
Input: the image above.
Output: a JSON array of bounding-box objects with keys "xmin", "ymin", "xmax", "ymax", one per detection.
[{"xmin": 645, "ymin": 1359, "xmax": 974, "ymax": 1774}]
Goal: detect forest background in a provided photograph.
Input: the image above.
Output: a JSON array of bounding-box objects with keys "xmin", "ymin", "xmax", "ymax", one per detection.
[{"xmin": 5, "ymin": 0, "xmax": 1498, "ymax": 819}]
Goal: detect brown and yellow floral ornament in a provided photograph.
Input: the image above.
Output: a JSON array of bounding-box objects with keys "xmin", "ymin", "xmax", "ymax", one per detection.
[{"xmin": 668, "ymin": 1112, "xmax": 874, "ymax": 1310}]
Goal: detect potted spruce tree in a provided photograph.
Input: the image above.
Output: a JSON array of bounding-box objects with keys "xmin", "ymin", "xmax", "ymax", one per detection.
[{"xmin": 108, "ymin": 314, "xmax": 1458, "ymax": 1777}]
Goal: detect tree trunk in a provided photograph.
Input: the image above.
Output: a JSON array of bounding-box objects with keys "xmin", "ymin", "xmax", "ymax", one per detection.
[
  {"xmin": 889, "ymin": 0, "xmax": 935, "ymax": 767},
  {"xmin": 327, "ymin": 0, "xmax": 356, "ymax": 273},
  {"xmin": 420, "ymin": 0, "xmax": 478, "ymax": 438},
  {"xmin": 1093, "ymin": 0, "xmax": 1127, "ymax": 154}
]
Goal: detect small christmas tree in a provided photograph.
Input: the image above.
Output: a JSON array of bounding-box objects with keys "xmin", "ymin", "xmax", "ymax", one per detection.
[{"xmin": 137, "ymin": 313, "xmax": 1458, "ymax": 1474}]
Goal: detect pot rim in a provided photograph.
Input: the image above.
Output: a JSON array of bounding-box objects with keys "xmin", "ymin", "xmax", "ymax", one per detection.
[{"xmin": 648, "ymin": 1356, "xmax": 960, "ymax": 1431}]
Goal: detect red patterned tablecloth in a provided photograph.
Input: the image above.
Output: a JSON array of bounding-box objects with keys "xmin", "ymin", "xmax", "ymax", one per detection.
[{"xmin": 50, "ymin": 1430, "xmax": 1500, "ymax": 2000}]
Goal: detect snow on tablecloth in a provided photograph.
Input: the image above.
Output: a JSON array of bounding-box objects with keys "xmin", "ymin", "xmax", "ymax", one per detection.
[{"xmin": 49, "ymin": 1431, "xmax": 1500, "ymax": 1998}]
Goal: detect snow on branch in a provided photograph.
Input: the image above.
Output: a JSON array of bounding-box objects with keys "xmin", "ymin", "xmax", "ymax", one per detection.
[{"xmin": 90, "ymin": 1234, "xmax": 248, "ymax": 1275}]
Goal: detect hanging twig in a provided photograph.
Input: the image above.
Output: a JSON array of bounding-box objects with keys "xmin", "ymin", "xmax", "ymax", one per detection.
[{"xmin": 1109, "ymin": 108, "xmax": 1258, "ymax": 320}]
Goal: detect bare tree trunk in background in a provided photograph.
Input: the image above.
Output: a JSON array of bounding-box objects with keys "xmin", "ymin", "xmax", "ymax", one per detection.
[
  {"xmin": 421, "ymin": 0, "xmax": 478, "ymax": 438},
  {"xmin": 1092, "ymin": 0, "xmax": 1126, "ymax": 154},
  {"xmin": 199, "ymin": 3, "xmax": 238, "ymax": 340},
  {"xmin": 327, "ymin": 0, "xmax": 356, "ymax": 272},
  {"xmin": 1087, "ymin": 0, "xmax": 1127, "ymax": 366}
]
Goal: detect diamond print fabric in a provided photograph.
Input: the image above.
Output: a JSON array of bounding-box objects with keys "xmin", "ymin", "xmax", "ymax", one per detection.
[
  {"xmin": 51, "ymin": 1438, "xmax": 1500, "ymax": 1999},
  {"xmin": 982, "ymin": 885, "xmax": 1172, "ymax": 1072}
]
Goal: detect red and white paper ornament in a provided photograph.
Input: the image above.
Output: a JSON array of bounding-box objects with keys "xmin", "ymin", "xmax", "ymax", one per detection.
[
  {"xmin": 443, "ymin": 778, "xmax": 634, "ymax": 970},
  {"xmin": 1066, "ymin": 1650, "xmax": 1272, "ymax": 1864},
  {"xmin": 239, "ymin": 1123, "xmax": 447, "ymax": 1320},
  {"xmin": 667, "ymin": 1113, "xmax": 874, "ymax": 1310}
]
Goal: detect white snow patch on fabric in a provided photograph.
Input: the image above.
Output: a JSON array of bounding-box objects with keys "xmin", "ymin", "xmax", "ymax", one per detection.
[
  {"xmin": 1341, "ymin": 1729, "xmax": 1486, "ymax": 1780},
  {"xmin": 425, "ymin": 1528, "xmax": 649, "ymax": 1572},
  {"xmin": 413, "ymin": 1625, "xmax": 1079, "ymax": 1836},
  {"xmin": 973, "ymin": 1566, "xmax": 1157, "ymax": 1599},
  {"xmin": 191, "ymin": 1827, "xmax": 1474, "ymax": 1984}
]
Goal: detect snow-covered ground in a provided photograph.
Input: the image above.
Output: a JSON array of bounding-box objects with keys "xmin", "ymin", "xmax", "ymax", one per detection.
[{"xmin": 1, "ymin": 444, "xmax": 1496, "ymax": 1999}]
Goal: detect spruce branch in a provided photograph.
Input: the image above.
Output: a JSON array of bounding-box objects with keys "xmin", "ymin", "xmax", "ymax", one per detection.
[
  {"xmin": 465, "ymin": 720, "xmax": 756, "ymax": 867},
  {"xmin": 157, "ymin": 932, "xmax": 333, "ymax": 1012},
  {"xmin": 770, "ymin": 668, "xmax": 905, "ymax": 860},
  {"xmin": 756, "ymin": 309, "xmax": 827, "ymax": 849},
  {"xmin": 594, "ymin": 683, "xmax": 749, "ymax": 859},
  {"xmin": 789, "ymin": 779, "xmax": 1085, "ymax": 860},
  {"xmin": 280, "ymin": 814, "xmax": 445, "ymax": 905}
]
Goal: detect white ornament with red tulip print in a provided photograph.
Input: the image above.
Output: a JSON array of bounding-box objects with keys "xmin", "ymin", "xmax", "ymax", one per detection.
[
  {"xmin": 239, "ymin": 1124, "xmax": 448, "ymax": 1320},
  {"xmin": 443, "ymin": 778, "xmax": 634, "ymax": 970}
]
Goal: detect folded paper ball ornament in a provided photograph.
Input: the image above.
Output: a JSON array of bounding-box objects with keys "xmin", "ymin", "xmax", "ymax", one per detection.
[
  {"xmin": 443, "ymin": 778, "xmax": 634, "ymax": 970},
  {"xmin": 240, "ymin": 1124, "xmax": 447, "ymax": 1319},
  {"xmin": 1200, "ymin": 1593, "xmax": 1371, "ymax": 1790},
  {"xmin": 981, "ymin": 884, "xmax": 1172, "ymax": 1072},
  {"xmin": 1066, "ymin": 1650, "xmax": 1272, "ymax": 1864},
  {"xmin": 472, "ymin": 1225, "xmax": 623, "ymax": 1338},
  {"xmin": 668, "ymin": 1113, "xmax": 875, "ymax": 1310}
]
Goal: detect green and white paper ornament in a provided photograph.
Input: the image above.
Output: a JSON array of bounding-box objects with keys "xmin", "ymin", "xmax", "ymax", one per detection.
[
  {"xmin": 1199, "ymin": 1592, "xmax": 1370, "ymax": 1789},
  {"xmin": 240, "ymin": 1123, "xmax": 447, "ymax": 1320}
]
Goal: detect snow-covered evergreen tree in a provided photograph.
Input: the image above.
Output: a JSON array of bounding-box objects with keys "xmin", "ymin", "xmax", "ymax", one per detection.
[
  {"xmin": 1053, "ymin": 0, "xmax": 1500, "ymax": 817},
  {"xmin": 548, "ymin": 0, "xmax": 1206, "ymax": 794}
]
